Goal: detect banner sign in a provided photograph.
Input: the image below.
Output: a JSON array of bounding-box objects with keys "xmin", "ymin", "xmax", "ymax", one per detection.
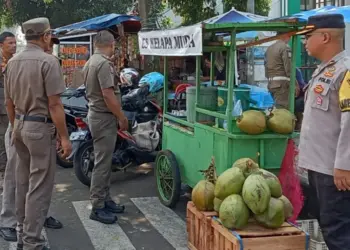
[{"xmin": 138, "ymin": 24, "xmax": 202, "ymax": 56}]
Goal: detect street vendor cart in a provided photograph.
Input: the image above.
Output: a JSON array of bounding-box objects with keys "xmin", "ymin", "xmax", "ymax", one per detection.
[{"xmin": 138, "ymin": 20, "xmax": 304, "ymax": 208}]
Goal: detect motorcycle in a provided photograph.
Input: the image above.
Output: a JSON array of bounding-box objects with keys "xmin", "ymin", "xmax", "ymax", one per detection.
[
  {"xmin": 69, "ymin": 85, "xmax": 163, "ymax": 186},
  {"xmin": 57, "ymin": 86, "xmax": 88, "ymax": 168}
]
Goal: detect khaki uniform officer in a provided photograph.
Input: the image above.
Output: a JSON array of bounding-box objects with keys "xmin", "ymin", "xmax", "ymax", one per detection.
[
  {"xmin": 83, "ymin": 30, "xmax": 128, "ymax": 225},
  {"xmin": 0, "ymin": 32, "xmax": 17, "ymax": 190},
  {"xmin": 298, "ymin": 14, "xmax": 350, "ymax": 250},
  {"xmin": 264, "ymin": 32, "xmax": 292, "ymax": 109},
  {"xmin": 0, "ymin": 31, "xmax": 17, "ymax": 242},
  {"xmin": 4, "ymin": 17, "xmax": 72, "ymax": 250}
]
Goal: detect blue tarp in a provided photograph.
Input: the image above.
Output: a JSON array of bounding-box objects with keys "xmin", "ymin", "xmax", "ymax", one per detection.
[
  {"xmin": 203, "ymin": 8, "xmax": 268, "ymax": 24},
  {"xmin": 54, "ymin": 14, "xmax": 141, "ymax": 34},
  {"xmin": 203, "ymin": 8, "xmax": 270, "ymax": 39},
  {"xmin": 272, "ymin": 5, "xmax": 350, "ymax": 23}
]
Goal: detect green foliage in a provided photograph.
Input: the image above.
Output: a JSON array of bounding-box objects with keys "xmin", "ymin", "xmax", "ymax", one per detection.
[
  {"xmin": 167, "ymin": 0, "xmax": 272, "ymax": 25},
  {"xmin": 167, "ymin": 0, "xmax": 218, "ymax": 26},
  {"xmin": 0, "ymin": 0, "xmax": 131, "ymax": 28},
  {"xmin": 223, "ymin": 0, "xmax": 271, "ymax": 16},
  {"xmin": 145, "ymin": 0, "xmax": 172, "ymax": 29}
]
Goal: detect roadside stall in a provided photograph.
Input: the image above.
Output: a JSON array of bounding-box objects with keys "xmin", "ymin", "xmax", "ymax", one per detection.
[
  {"xmin": 138, "ymin": 19, "xmax": 314, "ymax": 250},
  {"xmin": 53, "ymin": 14, "xmax": 142, "ymax": 88}
]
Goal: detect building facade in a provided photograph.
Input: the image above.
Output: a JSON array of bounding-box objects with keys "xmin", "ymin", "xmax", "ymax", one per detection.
[{"xmin": 270, "ymin": 0, "xmax": 349, "ymax": 80}]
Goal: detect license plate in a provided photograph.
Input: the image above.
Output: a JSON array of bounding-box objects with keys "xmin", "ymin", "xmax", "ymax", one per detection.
[{"xmin": 70, "ymin": 130, "xmax": 88, "ymax": 140}]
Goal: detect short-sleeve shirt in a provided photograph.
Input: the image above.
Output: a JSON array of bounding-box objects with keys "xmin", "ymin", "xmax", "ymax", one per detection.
[
  {"xmin": 0, "ymin": 51, "xmax": 9, "ymax": 114},
  {"xmin": 264, "ymin": 40, "xmax": 292, "ymax": 78},
  {"xmin": 83, "ymin": 50, "xmax": 120, "ymax": 113},
  {"xmin": 4, "ymin": 43, "xmax": 65, "ymax": 117},
  {"xmin": 298, "ymin": 51, "xmax": 349, "ymax": 176}
]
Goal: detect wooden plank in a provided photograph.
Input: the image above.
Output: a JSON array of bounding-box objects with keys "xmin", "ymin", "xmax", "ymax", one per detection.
[
  {"xmin": 235, "ymin": 222, "xmax": 302, "ymax": 237},
  {"xmin": 243, "ymin": 234, "xmax": 306, "ymax": 250},
  {"xmin": 186, "ymin": 202, "xmax": 218, "ymax": 250}
]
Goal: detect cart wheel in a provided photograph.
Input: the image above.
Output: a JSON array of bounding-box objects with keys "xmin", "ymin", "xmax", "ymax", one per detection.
[{"xmin": 155, "ymin": 150, "xmax": 181, "ymax": 208}]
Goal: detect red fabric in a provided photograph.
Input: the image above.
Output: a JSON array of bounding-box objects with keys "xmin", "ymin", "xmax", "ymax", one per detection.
[{"xmin": 278, "ymin": 139, "xmax": 304, "ymax": 223}]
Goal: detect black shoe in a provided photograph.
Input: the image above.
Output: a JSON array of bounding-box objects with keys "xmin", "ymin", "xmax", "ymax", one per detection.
[
  {"xmin": 44, "ymin": 216, "xmax": 63, "ymax": 229},
  {"xmin": 0, "ymin": 227, "xmax": 17, "ymax": 242},
  {"xmin": 90, "ymin": 208, "xmax": 117, "ymax": 224},
  {"xmin": 17, "ymin": 243, "xmax": 23, "ymax": 250},
  {"xmin": 105, "ymin": 200, "xmax": 125, "ymax": 214}
]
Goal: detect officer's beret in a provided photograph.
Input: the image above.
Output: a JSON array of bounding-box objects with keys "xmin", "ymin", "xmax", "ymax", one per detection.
[
  {"xmin": 22, "ymin": 17, "xmax": 52, "ymax": 37},
  {"xmin": 297, "ymin": 13, "xmax": 345, "ymax": 35}
]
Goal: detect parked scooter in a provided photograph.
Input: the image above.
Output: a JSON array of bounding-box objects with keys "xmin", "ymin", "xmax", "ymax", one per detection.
[
  {"xmin": 71, "ymin": 85, "xmax": 163, "ymax": 186},
  {"xmin": 57, "ymin": 86, "xmax": 88, "ymax": 168}
]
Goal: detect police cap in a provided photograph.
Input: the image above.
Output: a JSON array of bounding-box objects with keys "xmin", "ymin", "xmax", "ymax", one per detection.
[
  {"xmin": 22, "ymin": 17, "xmax": 52, "ymax": 37},
  {"xmin": 297, "ymin": 13, "xmax": 345, "ymax": 35}
]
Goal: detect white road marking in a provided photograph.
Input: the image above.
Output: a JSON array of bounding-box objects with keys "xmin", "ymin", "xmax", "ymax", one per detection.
[
  {"xmin": 72, "ymin": 200, "xmax": 136, "ymax": 250},
  {"xmin": 130, "ymin": 197, "xmax": 188, "ymax": 249}
]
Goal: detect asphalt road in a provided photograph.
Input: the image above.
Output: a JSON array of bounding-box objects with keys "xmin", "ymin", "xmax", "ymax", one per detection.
[{"xmin": 0, "ymin": 164, "xmax": 190, "ymax": 250}]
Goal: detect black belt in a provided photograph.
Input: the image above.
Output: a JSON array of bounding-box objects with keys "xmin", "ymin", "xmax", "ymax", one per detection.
[{"xmin": 15, "ymin": 114, "xmax": 53, "ymax": 123}]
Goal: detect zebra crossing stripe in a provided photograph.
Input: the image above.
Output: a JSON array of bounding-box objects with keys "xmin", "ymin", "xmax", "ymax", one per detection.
[
  {"xmin": 9, "ymin": 229, "xmax": 49, "ymax": 250},
  {"xmin": 72, "ymin": 200, "xmax": 136, "ymax": 250},
  {"xmin": 130, "ymin": 197, "xmax": 188, "ymax": 250}
]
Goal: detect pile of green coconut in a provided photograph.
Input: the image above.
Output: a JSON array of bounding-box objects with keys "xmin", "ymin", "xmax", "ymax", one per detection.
[
  {"xmin": 236, "ymin": 108, "xmax": 296, "ymax": 135},
  {"xmin": 192, "ymin": 158, "xmax": 294, "ymax": 230}
]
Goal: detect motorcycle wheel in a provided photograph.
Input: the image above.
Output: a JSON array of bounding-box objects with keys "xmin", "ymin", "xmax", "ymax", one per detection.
[{"xmin": 74, "ymin": 140, "xmax": 94, "ymax": 187}]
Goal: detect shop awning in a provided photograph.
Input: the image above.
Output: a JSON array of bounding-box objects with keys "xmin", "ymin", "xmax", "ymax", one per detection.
[
  {"xmin": 54, "ymin": 14, "xmax": 141, "ymax": 36},
  {"xmin": 271, "ymin": 5, "xmax": 350, "ymax": 23},
  {"xmin": 203, "ymin": 7, "xmax": 268, "ymax": 24}
]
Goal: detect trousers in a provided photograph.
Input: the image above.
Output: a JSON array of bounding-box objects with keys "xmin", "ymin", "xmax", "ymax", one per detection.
[
  {"xmin": 268, "ymin": 79, "xmax": 290, "ymax": 109},
  {"xmin": 308, "ymin": 170, "xmax": 350, "ymax": 250},
  {"xmin": 13, "ymin": 119, "xmax": 56, "ymax": 250},
  {"xmin": 0, "ymin": 124, "xmax": 17, "ymax": 228},
  {"xmin": 0, "ymin": 115, "xmax": 9, "ymax": 187},
  {"xmin": 88, "ymin": 112, "xmax": 117, "ymax": 209}
]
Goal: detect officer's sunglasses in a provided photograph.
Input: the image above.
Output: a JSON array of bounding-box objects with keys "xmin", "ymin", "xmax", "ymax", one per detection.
[{"xmin": 304, "ymin": 32, "xmax": 325, "ymax": 40}]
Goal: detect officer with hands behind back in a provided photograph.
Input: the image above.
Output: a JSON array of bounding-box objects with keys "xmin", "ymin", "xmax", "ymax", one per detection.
[
  {"xmin": 83, "ymin": 30, "xmax": 128, "ymax": 225},
  {"xmin": 4, "ymin": 17, "xmax": 71, "ymax": 250},
  {"xmin": 298, "ymin": 13, "xmax": 350, "ymax": 250}
]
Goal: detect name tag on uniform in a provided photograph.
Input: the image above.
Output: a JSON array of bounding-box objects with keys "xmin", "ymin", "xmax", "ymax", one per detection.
[{"xmin": 318, "ymin": 77, "xmax": 331, "ymax": 84}]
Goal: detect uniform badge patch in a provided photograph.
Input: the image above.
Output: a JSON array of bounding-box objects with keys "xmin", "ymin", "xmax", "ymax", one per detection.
[
  {"xmin": 316, "ymin": 96, "xmax": 323, "ymax": 105},
  {"xmin": 324, "ymin": 71, "xmax": 334, "ymax": 78},
  {"xmin": 314, "ymin": 84, "xmax": 324, "ymax": 94},
  {"xmin": 327, "ymin": 66, "xmax": 336, "ymax": 72}
]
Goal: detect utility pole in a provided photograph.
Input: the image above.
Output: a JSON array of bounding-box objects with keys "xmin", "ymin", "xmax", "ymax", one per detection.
[
  {"xmin": 247, "ymin": 0, "xmax": 255, "ymax": 13},
  {"xmin": 138, "ymin": 0, "xmax": 153, "ymax": 74}
]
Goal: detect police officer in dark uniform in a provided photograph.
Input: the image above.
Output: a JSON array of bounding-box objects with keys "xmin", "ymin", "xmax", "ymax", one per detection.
[{"xmin": 298, "ymin": 14, "xmax": 350, "ymax": 250}]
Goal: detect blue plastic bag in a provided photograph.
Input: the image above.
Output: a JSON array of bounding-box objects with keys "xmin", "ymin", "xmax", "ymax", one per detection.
[{"xmin": 139, "ymin": 72, "xmax": 164, "ymax": 93}]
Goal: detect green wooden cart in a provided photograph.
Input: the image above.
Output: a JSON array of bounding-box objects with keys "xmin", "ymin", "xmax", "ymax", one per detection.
[{"xmin": 138, "ymin": 20, "xmax": 304, "ymax": 208}]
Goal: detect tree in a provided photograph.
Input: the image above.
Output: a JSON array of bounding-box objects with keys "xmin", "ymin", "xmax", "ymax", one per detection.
[
  {"xmin": 0, "ymin": 0, "xmax": 132, "ymax": 28},
  {"xmin": 167, "ymin": 0, "xmax": 271, "ymax": 26},
  {"xmin": 223, "ymin": 0, "xmax": 271, "ymax": 16}
]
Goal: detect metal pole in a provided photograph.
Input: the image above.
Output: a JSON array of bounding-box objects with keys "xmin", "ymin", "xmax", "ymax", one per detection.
[
  {"xmin": 247, "ymin": 0, "xmax": 255, "ymax": 14},
  {"xmin": 138, "ymin": 0, "xmax": 152, "ymax": 74}
]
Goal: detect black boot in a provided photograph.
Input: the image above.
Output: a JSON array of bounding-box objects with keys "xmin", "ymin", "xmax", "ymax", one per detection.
[
  {"xmin": 105, "ymin": 200, "xmax": 125, "ymax": 214},
  {"xmin": 16, "ymin": 243, "xmax": 23, "ymax": 250},
  {"xmin": 0, "ymin": 227, "xmax": 17, "ymax": 242},
  {"xmin": 90, "ymin": 208, "xmax": 117, "ymax": 224},
  {"xmin": 44, "ymin": 216, "xmax": 63, "ymax": 229}
]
